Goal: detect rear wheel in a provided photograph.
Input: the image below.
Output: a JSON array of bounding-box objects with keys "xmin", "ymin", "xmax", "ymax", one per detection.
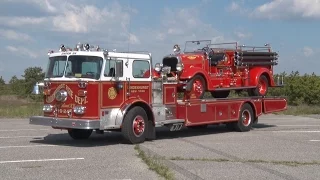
[
  {"xmin": 248, "ymin": 75, "xmax": 269, "ymax": 96},
  {"xmin": 187, "ymin": 75, "xmax": 206, "ymax": 99},
  {"xmin": 68, "ymin": 129, "xmax": 93, "ymax": 140},
  {"xmin": 211, "ymin": 90, "xmax": 230, "ymax": 98},
  {"xmin": 234, "ymin": 103, "xmax": 254, "ymax": 132},
  {"xmin": 121, "ymin": 106, "xmax": 148, "ymax": 144}
]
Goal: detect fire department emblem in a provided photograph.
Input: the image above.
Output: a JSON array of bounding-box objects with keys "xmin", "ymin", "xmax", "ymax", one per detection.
[
  {"xmin": 187, "ymin": 55, "xmax": 197, "ymax": 60},
  {"xmin": 108, "ymin": 87, "xmax": 117, "ymax": 100}
]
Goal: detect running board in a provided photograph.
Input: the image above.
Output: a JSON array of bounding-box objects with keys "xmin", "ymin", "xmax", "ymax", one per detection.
[
  {"xmin": 155, "ymin": 119, "xmax": 185, "ymax": 127},
  {"xmin": 213, "ymin": 86, "xmax": 257, "ymax": 91}
]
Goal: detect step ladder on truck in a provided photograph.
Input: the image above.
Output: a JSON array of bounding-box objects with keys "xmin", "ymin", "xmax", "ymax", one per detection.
[{"xmin": 29, "ymin": 42, "xmax": 287, "ymax": 144}]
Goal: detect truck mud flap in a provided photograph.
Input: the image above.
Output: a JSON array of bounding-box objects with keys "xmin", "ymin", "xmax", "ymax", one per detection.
[{"xmin": 262, "ymin": 97, "xmax": 287, "ymax": 114}]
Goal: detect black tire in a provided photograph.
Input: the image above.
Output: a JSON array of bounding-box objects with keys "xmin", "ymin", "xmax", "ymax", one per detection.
[
  {"xmin": 188, "ymin": 125, "xmax": 208, "ymax": 129},
  {"xmin": 188, "ymin": 75, "xmax": 206, "ymax": 99},
  {"xmin": 248, "ymin": 75, "xmax": 269, "ymax": 97},
  {"xmin": 211, "ymin": 90, "xmax": 230, "ymax": 98},
  {"xmin": 234, "ymin": 103, "xmax": 254, "ymax": 132},
  {"xmin": 225, "ymin": 123, "xmax": 236, "ymax": 131},
  {"xmin": 121, "ymin": 106, "xmax": 148, "ymax": 144},
  {"xmin": 68, "ymin": 129, "xmax": 93, "ymax": 140}
]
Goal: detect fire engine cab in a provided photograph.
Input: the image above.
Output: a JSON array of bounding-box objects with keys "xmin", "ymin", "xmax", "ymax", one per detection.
[{"xmin": 29, "ymin": 43, "xmax": 287, "ymax": 144}]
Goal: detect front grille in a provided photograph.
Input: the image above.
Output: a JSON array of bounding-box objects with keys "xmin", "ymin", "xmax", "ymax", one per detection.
[{"xmin": 163, "ymin": 57, "xmax": 178, "ymax": 72}]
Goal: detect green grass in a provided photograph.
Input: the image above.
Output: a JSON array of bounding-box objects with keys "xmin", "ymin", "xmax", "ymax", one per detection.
[
  {"xmin": 275, "ymin": 105, "xmax": 320, "ymax": 116},
  {"xmin": 0, "ymin": 95, "xmax": 43, "ymax": 118},
  {"xmin": 168, "ymin": 156, "xmax": 320, "ymax": 167},
  {"xmin": 134, "ymin": 145, "xmax": 175, "ymax": 180}
]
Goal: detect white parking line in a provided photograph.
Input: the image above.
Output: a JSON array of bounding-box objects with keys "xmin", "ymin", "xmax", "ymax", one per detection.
[
  {"xmin": 0, "ymin": 145, "xmax": 57, "ymax": 149},
  {"xmin": 0, "ymin": 136, "xmax": 44, "ymax": 139},
  {"xmin": 272, "ymin": 131, "xmax": 320, "ymax": 133},
  {"xmin": 0, "ymin": 158, "xmax": 84, "ymax": 164},
  {"xmin": 276, "ymin": 125, "xmax": 320, "ymax": 127},
  {"xmin": 310, "ymin": 140, "xmax": 320, "ymax": 142},
  {"xmin": 0, "ymin": 129, "xmax": 50, "ymax": 132}
]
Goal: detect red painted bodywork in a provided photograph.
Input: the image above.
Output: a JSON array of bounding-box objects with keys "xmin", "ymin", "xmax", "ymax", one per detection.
[
  {"xmin": 174, "ymin": 97, "xmax": 286, "ymax": 126},
  {"xmin": 43, "ymin": 81, "xmax": 100, "ymax": 119},
  {"xmin": 154, "ymin": 43, "xmax": 280, "ymax": 98},
  {"xmin": 42, "ymin": 79, "xmax": 286, "ymax": 129}
]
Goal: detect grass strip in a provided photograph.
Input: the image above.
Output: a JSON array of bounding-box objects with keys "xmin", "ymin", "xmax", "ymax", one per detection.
[
  {"xmin": 168, "ymin": 156, "xmax": 320, "ymax": 167},
  {"xmin": 134, "ymin": 145, "xmax": 175, "ymax": 180},
  {"xmin": 274, "ymin": 105, "xmax": 320, "ymax": 116}
]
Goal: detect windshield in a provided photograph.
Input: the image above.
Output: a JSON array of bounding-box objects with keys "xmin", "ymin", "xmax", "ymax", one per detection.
[
  {"xmin": 45, "ymin": 55, "xmax": 103, "ymax": 80},
  {"xmin": 184, "ymin": 40, "xmax": 211, "ymax": 52}
]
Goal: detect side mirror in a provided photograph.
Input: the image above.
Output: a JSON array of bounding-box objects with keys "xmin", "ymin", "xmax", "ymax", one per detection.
[
  {"xmin": 32, "ymin": 82, "xmax": 44, "ymax": 95},
  {"xmin": 114, "ymin": 60, "xmax": 123, "ymax": 90},
  {"xmin": 114, "ymin": 60, "xmax": 123, "ymax": 80}
]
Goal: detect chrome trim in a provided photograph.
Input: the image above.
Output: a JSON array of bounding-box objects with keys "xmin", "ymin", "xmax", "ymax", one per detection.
[
  {"xmin": 155, "ymin": 119, "xmax": 185, "ymax": 127},
  {"xmin": 29, "ymin": 116, "xmax": 100, "ymax": 129},
  {"xmin": 100, "ymin": 108, "xmax": 124, "ymax": 129}
]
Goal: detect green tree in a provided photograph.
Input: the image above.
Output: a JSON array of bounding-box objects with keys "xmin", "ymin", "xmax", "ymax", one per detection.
[
  {"xmin": 22, "ymin": 67, "xmax": 45, "ymax": 95},
  {"xmin": 0, "ymin": 76, "xmax": 5, "ymax": 85},
  {"xmin": 0, "ymin": 76, "xmax": 6, "ymax": 94}
]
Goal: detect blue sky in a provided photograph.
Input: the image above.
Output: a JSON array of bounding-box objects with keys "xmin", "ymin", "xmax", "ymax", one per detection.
[{"xmin": 0, "ymin": 0, "xmax": 319, "ymax": 82}]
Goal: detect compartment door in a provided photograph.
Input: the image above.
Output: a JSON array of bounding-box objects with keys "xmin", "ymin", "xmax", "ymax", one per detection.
[{"xmin": 263, "ymin": 97, "xmax": 287, "ymax": 113}]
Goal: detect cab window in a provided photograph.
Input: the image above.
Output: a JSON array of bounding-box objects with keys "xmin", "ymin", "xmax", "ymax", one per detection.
[
  {"xmin": 132, "ymin": 60, "xmax": 150, "ymax": 78},
  {"xmin": 104, "ymin": 58, "xmax": 123, "ymax": 77}
]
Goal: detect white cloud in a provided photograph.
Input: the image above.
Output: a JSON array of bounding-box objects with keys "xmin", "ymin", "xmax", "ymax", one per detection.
[
  {"xmin": 250, "ymin": 0, "xmax": 320, "ymax": 20},
  {"xmin": 234, "ymin": 31, "xmax": 252, "ymax": 39},
  {"xmin": 0, "ymin": 16, "xmax": 46, "ymax": 27},
  {"xmin": 0, "ymin": 1, "xmax": 138, "ymax": 46},
  {"xmin": 227, "ymin": 2, "xmax": 241, "ymax": 11},
  {"xmin": 149, "ymin": 7, "xmax": 226, "ymax": 44},
  {"xmin": 303, "ymin": 46, "xmax": 314, "ymax": 57},
  {"xmin": 0, "ymin": 29, "xmax": 32, "ymax": 41},
  {"xmin": 226, "ymin": 0, "xmax": 249, "ymax": 14},
  {"xmin": 6, "ymin": 46, "xmax": 38, "ymax": 58}
]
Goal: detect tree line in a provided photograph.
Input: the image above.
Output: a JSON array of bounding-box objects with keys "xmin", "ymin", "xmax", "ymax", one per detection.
[
  {"xmin": 0, "ymin": 67, "xmax": 44, "ymax": 101},
  {"xmin": 0, "ymin": 67, "xmax": 319, "ymax": 106}
]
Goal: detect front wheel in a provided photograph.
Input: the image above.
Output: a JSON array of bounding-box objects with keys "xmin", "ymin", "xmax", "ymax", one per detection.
[
  {"xmin": 187, "ymin": 75, "xmax": 206, "ymax": 99},
  {"xmin": 248, "ymin": 75, "xmax": 269, "ymax": 96},
  {"xmin": 121, "ymin": 106, "xmax": 148, "ymax": 144},
  {"xmin": 68, "ymin": 129, "xmax": 93, "ymax": 140}
]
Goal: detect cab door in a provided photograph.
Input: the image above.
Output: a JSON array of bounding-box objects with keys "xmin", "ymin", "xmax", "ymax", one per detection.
[
  {"xmin": 100, "ymin": 58, "xmax": 127, "ymax": 108},
  {"xmin": 127, "ymin": 59, "xmax": 152, "ymax": 104}
]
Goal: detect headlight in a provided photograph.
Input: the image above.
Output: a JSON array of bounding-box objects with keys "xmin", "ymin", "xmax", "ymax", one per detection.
[
  {"xmin": 176, "ymin": 63, "xmax": 184, "ymax": 72},
  {"xmin": 154, "ymin": 63, "xmax": 161, "ymax": 72},
  {"xmin": 55, "ymin": 90, "xmax": 68, "ymax": 102},
  {"xmin": 73, "ymin": 106, "xmax": 86, "ymax": 115},
  {"xmin": 43, "ymin": 104, "xmax": 53, "ymax": 113}
]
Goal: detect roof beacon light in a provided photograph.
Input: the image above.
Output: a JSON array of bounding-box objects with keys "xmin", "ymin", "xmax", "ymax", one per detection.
[
  {"xmin": 173, "ymin": 44, "xmax": 180, "ymax": 54},
  {"xmin": 59, "ymin": 44, "xmax": 66, "ymax": 52},
  {"xmin": 84, "ymin": 43, "xmax": 90, "ymax": 51},
  {"xmin": 76, "ymin": 42, "xmax": 83, "ymax": 51}
]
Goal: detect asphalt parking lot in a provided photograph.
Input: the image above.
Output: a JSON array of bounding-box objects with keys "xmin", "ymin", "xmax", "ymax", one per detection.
[{"xmin": 0, "ymin": 114, "xmax": 319, "ymax": 180}]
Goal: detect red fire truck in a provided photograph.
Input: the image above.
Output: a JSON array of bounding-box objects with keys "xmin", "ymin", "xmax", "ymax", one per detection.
[
  {"xmin": 155, "ymin": 40, "xmax": 283, "ymax": 99},
  {"xmin": 29, "ymin": 43, "xmax": 287, "ymax": 144}
]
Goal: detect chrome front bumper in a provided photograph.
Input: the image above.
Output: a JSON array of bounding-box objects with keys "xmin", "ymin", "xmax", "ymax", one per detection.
[{"xmin": 29, "ymin": 116, "xmax": 100, "ymax": 130}]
